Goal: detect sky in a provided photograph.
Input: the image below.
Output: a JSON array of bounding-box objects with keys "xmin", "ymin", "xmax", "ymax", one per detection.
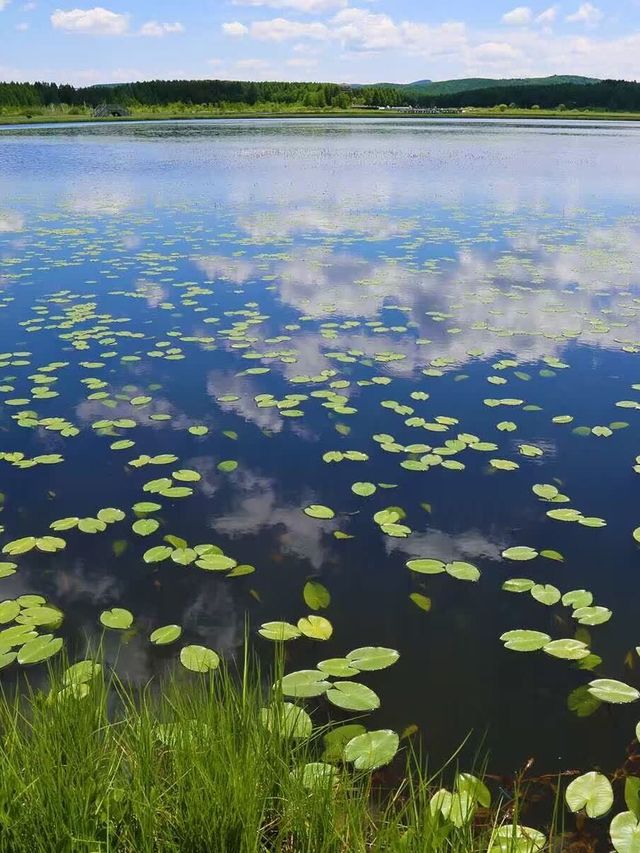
[{"xmin": 1, "ymin": 0, "xmax": 640, "ymax": 86}]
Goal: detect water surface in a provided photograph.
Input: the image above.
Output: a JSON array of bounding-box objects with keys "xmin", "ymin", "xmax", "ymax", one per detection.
[{"xmin": 2, "ymin": 118, "xmax": 640, "ymax": 774}]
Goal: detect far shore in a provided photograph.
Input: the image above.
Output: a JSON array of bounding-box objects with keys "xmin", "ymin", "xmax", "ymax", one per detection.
[{"xmin": 2, "ymin": 107, "xmax": 640, "ymax": 127}]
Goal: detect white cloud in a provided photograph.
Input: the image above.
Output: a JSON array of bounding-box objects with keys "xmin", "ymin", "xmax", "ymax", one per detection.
[
  {"xmin": 472, "ymin": 41, "xmax": 522, "ymax": 62},
  {"xmin": 502, "ymin": 6, "xmax": 533, "ymax": 26},
  {"xmin": 16, "ymin": 21, "xmax": 29, "ymax": 29},
  {"xmin": 0, "ymin": 0, "xmax": 10, "ymax": 9},
  {"xmin": 222, "ymin": 21, "xmax": 249, "ymax": 36},
  {"xmin": 233, "ymin": 0, "xmax": 347, "ymax": 11},
  {"xmin": 50, "ymin": 7, "xmax": 129, "ymax": 35},
  {"xmin": 250, "ymin": 17, "xmax": 331, "ymax": 41},
  {"xmin": 535, "ymin": 6, "xmax": 558, "ymax": 24},
  {"xmin": 566, "ymin": 3, "xmax": 603, "ymax": 25},
  {"xmin": 139, "ymin": 20, "xmax": 184, "ymax": 37}
]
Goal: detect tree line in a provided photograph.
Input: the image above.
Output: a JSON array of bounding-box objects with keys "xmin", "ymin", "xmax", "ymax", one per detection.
[{"xmin": 1, "ymin": 78, "xmax": 639, "ymax": 113}]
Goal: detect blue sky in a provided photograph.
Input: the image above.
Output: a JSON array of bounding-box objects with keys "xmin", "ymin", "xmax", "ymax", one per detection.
[{"xmin": 1, "ymin": 1, "xmax": 639, "ymax": 86}]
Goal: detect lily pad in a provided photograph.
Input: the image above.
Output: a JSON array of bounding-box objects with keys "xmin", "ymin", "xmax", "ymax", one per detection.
[
  {"xmin": 326, "ymin": 681, "xmax": 380, "ymax": 712},
  {"xmin": 566, "ymin": 771, "xmax": 614, "ymax": 818},
  {"xmin": 343, "ymin": 729, "xmax": 399, "ymax": 770},
  {"xmin": 150, "ymin": 624, "xmax": 182, "ymax": 645},
  {"xmin": 588, "ymin": 679, "xmax": 640, "ymax": 704},
  {"xmin": 180, "ymin": 645, "xmax": 220, "ymax": 673},
  {"xmin": 303, "ymin": 504, "xmax": 335, "ymax": 520},
  {"xmin": 99, "ymin": 608, "xmax": 133, "ymax": 630}
]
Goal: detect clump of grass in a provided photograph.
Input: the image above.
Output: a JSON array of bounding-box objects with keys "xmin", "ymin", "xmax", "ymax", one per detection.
[{"xmin": 0, "ymin": 650, "xmax": 553, "ymax": 852}]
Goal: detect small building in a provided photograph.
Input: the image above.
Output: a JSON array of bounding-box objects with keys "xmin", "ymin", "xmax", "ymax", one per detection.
[{"xmin": 92, "ymin": 103, "xmax": 131, "ymax": 118}]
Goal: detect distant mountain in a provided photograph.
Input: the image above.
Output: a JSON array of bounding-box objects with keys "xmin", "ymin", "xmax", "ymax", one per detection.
[
  {"xmin": 361, "ymin": 75, "xmax": 599, "ymax": 94},
  {"xmin": 404, "ymin": 75, "xmax": 599, "ymax": 96}
]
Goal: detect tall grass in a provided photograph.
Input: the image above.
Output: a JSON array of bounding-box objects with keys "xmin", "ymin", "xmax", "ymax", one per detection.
[{"xmin": 0, "ymin": 650, "xmax": 554, "ymax": 852}]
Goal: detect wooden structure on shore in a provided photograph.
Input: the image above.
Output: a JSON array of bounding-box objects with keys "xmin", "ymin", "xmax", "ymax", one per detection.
[{"xmin": 92, "ymin": 103, "xmax": 131, "ymax": 118}]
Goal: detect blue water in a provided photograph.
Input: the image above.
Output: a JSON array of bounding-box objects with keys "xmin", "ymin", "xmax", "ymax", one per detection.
[{"xmin": 2, "ymin": 118, "xmax": 640, "ymax": 774}]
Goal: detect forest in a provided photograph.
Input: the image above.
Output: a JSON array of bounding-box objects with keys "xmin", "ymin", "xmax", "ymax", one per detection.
[{"xmin": 1, "ymin": 77, "xmax": 640, "ymax": 113}]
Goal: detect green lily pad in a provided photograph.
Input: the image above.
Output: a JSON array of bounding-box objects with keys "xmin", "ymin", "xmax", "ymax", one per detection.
[
  {"xmin": 100, "ymin": 608, "xmax": 133, "ymax": 630},
  {"xmin": 327, "ymin": 681, "xmax": 380, "ymax": 712},
  {"xmin": 500, "ymin": 630, "xmax": 551, "ymax": 652},
  {"xmin": 318, "ymin": 658, "xmax": 360, "ymax": 677},
  {"xmin": 588, "ymin": 679, "xmax": 640, "ymax": 704},
  {"xmin": 133, "ymin": 519, "xmax": 160, "ymax": 537},
  {"xmin": 260, "ymin": 702, "xmax": 313, "ymax": 739},
  {"xmin": 150, "ymin": 624, "xmax": 182, "ymax": 645},
  {"xmin": 17, "ymin": 634, "xmax": 63, "ymax": 665},
  {"xmin": 346, "ymin": 647, "xmax": 399, "ymax": 671},
  {"xmin": 303, "ymin": 504, "xmax": 335, "ymax": 520},
  {"xmin": 566, "ymin": 771, "xmax": 613, "ymax": 818},
  {"xmin": 180, "ymin": 645, "xmax": 220, "ymax": 673},
  {"xmin": 543, "ymin": 639, "xmax": 590, "ymax": 660},
  {"xmin": 531, "ymin": 584, "xmax": 561, "ymax": 606},
  {"xmin": 259, "ymin": 621, "xmax": 301, "ymax": 641},
  {"xmin": 446, "ymin": 561, "xmax": 480, "ymax": 582},
  {"xmin": 352, "ymin": 482, "xmax": 376, "ymax": 497},
  {"xmin": 343, "ymin": 730, "xmax": 399, "ymax": 770},
  {"xmin": 280, "ymin": 670, "xmax": 330, "ymax": 698},
  {"xmin": 502, "ymin": 546, "xmax": 538, "ymax": 562},
  {"xmin": 611, "ymin": 811, "xmax": 640, "ymax": 853},
  {"xmin": 303, "ymin": 581, "xmax": 330, "ymax": 610},
  {"xmin": 298, "ymin": 615, "xmax": 333, "ymax": 640},
  {"xmin": 407, "ymin": 558, "xmax": 446, "ymax": 575},
  {"xmin": 143, "ymin": 546, "xmax": 173, "ymax": 564}
]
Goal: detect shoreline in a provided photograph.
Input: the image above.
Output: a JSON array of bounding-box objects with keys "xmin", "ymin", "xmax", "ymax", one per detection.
[{"xmin": 2, "ymin": 108, "xmax": 640, "ymax": 127}]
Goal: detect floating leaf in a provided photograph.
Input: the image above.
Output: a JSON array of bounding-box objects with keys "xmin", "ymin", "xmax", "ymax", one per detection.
[
  {"xmin": 261, "ymin": 702, "xmax": 312, "ymax": 739},
  {"xmin": 531, "ymin": 584, "xmax": 561, "ymax": 606},
  {"xmin": 343, "ymin": 730, "xmax": 399, "ymax": 770},
  {"xmin": 352, "ymin": 482, "xmax": 376, "ymax": 497},
  {"xmin": 143, "ymin": 546, "xmax": 173, "ymax": 564},
  {"xmin": 327, "ymin": 681, "xmax": 380, "ymax": 712},
  {"xmin": 133, "ymin": 519, "xmax": 160, "ymax": 537},
  {"xmin": 180, "ymin": 645, "xmax": 220, "ymax": 673},
  {"xmin": 566, "ymin": 771, "xmax": 614, "ymax": 818},
  {"xmin": 100, "ymin": 608, "xmax": 133, "ymax": 630},
  {"xmin": 346, "ymin": 647, "xmax": 399, "ymax": 671},
  {"xmin": 410, "ymin": 592, "xmax": 432, "ymax": 612},
  {"xmin": 588, "ymin": 679, "xmax": 640, "ymax": 704},
  {"xmin": 259, "ymin": 621, "xmax": 301, "ymax": 641},
  {"xmin": 501, "ymin": 630, "xmax": 551, "ymax": 652},
  {"xmin": 502, "ymin": 546, "xmax": 538, "ymax": 562},
  {"xmin": 304, "ymin": 504, "xmax": 335, "ymax": 520},
  {"xmin": 303, "ymin": 581, "xmax": 330, "ymax": 610},
  {"xmin": 611, "ymin": 811, "xmax": 640, "ymax": 853},
  {"xmin": 150, "ymin": 625, "xmax": 182, "ymax": 645},
  {"xmin": 17, "ymin": 634, "xmax": 63, "ymax": 665},
  {"xmin": 446, "ymin": 561, "xmax": 480, "ymax": 582},
  {"xmin": 280, "ymin": 670, "xmax": 330, "ymax": 698},
  {"xmin": 298, "ymin": 615, "xmax": 333, "ymax": 640},
  {"xmin": 407, "ymin": 558, "xmax": 445, "ymax": 575},
  {"xmin": 543, "ymin": 639, "xmax": 590, "ymax": 660}
]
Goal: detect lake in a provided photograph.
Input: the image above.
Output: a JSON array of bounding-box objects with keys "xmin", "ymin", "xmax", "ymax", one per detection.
[{"xmin": 1, "ymin": 117, "xmax": 640, "ymax": 777}]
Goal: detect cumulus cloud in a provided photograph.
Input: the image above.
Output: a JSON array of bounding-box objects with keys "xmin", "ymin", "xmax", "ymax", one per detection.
[
  {"xmin": 51, "ymin": 6, "xmax": 129, "ymax": 35},
  {"xmin": 536, "ymin": 6, "xmax": 558, "ymax": 24},
  {"xmin": 502, "ymin": 6, "xmax": 533, "ymax": 26},
  {"xmin": 566, "ymin": 3, "xmax": 603, "ymax": 25},
  {"xmin": 222, "ymin": 21, "xmax": 249, "ymax": 36},
  {"xmin": 139, "ymin": 20, "xmax": 184, "ymax": 37},
  {"xmin": 249, "ymin": 17, "xmax": 331, "ymax": 41},
  {"xmin": 233, "ymin": 0, "xmax": 347, "ymax": 11}
]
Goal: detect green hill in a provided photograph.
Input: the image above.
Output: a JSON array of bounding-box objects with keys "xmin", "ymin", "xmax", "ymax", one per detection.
[{"xmin": 405, "ymin": 75, "xmax": 599, "ymax": 96}]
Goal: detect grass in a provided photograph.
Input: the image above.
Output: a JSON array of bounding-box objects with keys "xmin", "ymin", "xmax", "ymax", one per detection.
[
  {"xmin": 0, "ymin": 648, "xmax": 558, "ymax": 852},
  {"xmin": 2, "ymin": 106, "xmax": 640, "ymax": 127}
]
